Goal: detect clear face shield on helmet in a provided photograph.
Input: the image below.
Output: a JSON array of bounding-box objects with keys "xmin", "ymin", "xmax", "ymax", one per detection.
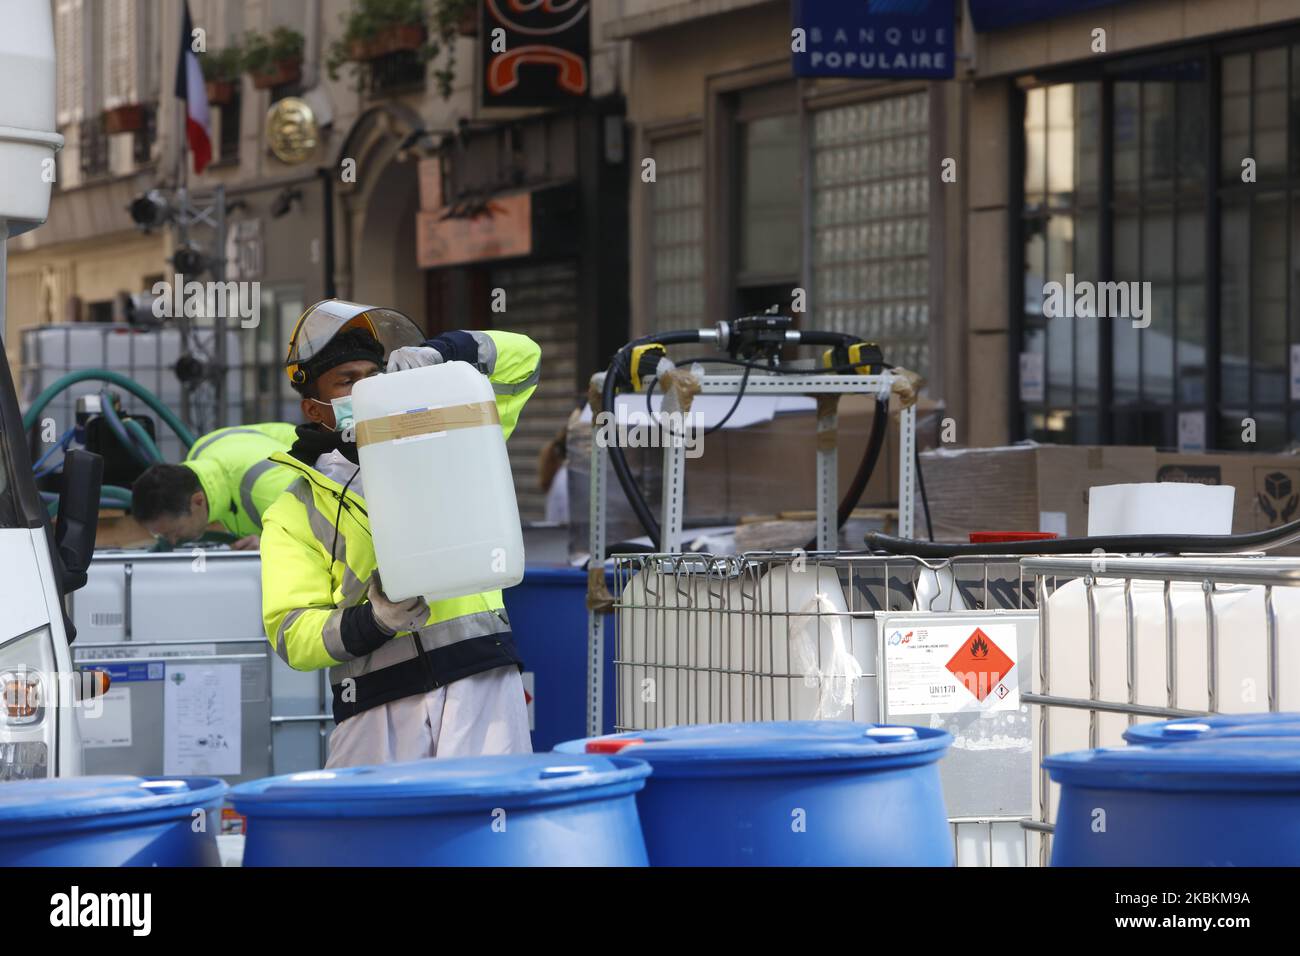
[{"xmin": 284, "ymin": 299, "xmax": 426, "ymax": 387}]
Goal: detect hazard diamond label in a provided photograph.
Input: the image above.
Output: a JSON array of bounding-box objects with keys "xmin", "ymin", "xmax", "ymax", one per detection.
[{"xmin": 944, "ymin": 627, "xmax": 1014, "ymax": 703}]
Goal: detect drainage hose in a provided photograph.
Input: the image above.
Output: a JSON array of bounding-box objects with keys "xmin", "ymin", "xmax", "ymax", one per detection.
[
  {"xmin": 22, "ymin": 369, "xmax": 197, "ymax": 449},
  {"xmin": 98, "ymin": 389, "xmax": 162, "ymax": 469}
]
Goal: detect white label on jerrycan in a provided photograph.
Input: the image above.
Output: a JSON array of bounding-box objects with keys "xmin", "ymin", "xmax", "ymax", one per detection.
[{"xmin": 352, "ymin": 362, "xmax": 525, "ymax": 602}]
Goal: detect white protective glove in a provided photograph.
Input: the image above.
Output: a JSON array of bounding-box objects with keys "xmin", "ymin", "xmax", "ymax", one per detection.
[
  {"xmin": 367, "ymin": 572, "xmax": 431, "ymax": 634},
  {"xmin": 387, "ymin": 346, "xmax": 444, "ymax": 373}
]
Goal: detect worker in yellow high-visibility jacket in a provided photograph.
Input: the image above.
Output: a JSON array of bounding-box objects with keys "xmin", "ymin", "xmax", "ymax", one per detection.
[
  {"xmin": 132, "ymin": 422, "xmax": 299, "ymax": 549},
  {"xmin": 259, "ymin": 299, "xmax": 541, "ymax": 767}
]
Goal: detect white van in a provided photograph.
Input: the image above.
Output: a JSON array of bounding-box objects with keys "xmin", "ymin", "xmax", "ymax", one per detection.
[{"xmin": 0, "ymin": 0, "xmax": 91, "ymax": 779}]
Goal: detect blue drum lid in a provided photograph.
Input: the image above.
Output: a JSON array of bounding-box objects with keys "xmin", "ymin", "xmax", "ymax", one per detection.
[
  {"xmin": 1045, "ymin": 739, "xmax": 1300, "ymax": 793},
  {"xmin": 560, "ymin": 721, "xmax": 951, "ymax": 769},
  {"xmin": 229, "ymin": 754, "xmax": 650, "ymax": 811},
  {"xmin": 0, "ymin": 775, "xmax": 227, "ymax": 823},
  {"xmin": 1124, "ymin": 712, "xmax": 1300, "ymax": 746}
]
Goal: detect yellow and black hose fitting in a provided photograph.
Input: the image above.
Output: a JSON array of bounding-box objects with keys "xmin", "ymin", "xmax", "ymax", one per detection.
[
  {"xmin": 822, "ymin": 341, "xmax": 885, "ymax": 375},
  {"xmin": 629, "ymin": 343, "xmax": 667, "ymax": 392}
]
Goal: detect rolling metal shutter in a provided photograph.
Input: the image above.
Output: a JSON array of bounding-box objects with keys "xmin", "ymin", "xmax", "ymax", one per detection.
[{"xmin": 488, "ymin": 260, "xmax": 579, "ymax": 522}]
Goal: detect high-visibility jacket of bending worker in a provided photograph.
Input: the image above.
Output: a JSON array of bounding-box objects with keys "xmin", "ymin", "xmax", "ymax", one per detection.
[
  {"xmin": 259, "ymin": 330, "xmax": 541, "ymax": 724},
  {"xmin": 183, "ymin": 422, "xmax": 300, "ymax": 536}
]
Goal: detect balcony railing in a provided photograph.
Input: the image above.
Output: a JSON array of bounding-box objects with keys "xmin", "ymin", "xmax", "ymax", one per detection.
[{"xmin": 367, "ymin": 50, "xmax": 427, "ymax": 97}]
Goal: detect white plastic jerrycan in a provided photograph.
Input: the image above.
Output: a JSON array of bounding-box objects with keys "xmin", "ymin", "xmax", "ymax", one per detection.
[{"xmin": 351, "ymin": 361, "xmax": 524, "ymax": 602}]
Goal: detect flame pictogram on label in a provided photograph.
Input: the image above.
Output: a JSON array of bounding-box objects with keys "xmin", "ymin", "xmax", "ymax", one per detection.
[{"xmin": 944, "ymin": 627, "xmax": 1014, "ymax": 703}]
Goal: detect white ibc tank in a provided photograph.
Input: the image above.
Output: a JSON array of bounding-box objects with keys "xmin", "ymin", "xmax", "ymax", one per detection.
[
  {"xmin": 618, "ymin": 563, "xmax": 745, "ymax": 728},
  {"xmin": 1032, "ymin": 574, "xmax": 1300, "ymax": 824},
  {"xmin": 351, "ymin": 362, "xmax": 524, "ymax": 602},
  {"xmin": 752, "ymin": 565, "xmax": 876, "ymax": 722}
]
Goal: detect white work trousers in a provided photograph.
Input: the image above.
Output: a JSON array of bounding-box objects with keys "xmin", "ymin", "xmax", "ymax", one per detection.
[{"xmin": 324, "ymin": 665, "xmax": 532, "ymax": 768}]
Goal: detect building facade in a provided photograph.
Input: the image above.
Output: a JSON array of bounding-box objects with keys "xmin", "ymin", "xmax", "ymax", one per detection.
[
  {"xmin": 611, "ymin": 0, "xmax": 964, "ymax": 425},
  {"xmin": 969, "ymin": 0, "xmax": 1300, "ymax": 455},
  {"xmin": 613, "ymin": 0, "xmax": 1300, "ymax": 454},
  {"xmin": 18, "ymin": 0, "xmax": 1300, "ymax": 512},
  {"xmin": 14, "ymin": 0, "xmax": 627, "ymax": 520}
]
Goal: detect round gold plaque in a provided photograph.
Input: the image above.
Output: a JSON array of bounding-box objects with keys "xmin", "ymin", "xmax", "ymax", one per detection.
[{"xmin": 265, "ymin": 97, "xmax": 318, "ymax": 165}]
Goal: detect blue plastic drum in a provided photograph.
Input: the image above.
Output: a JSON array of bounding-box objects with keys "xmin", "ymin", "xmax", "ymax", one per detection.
[
  {"xmin": 1124, "ymin": 712, "xmax": 1300, "ymax": 746},
  {"xmin": 1045, "ymin": 733, "xmax": 1300, "ymax": 866},
  {"xmin": 0, "ymin": 775, "xmax": 226, "ymax": 866},
  {"xmin": 229, "ymin": 754, "xmax": 651, "ymax": 866},
  {"xmin": 556, "ymin": 721, "xmax": 953, "ymax": 866}
]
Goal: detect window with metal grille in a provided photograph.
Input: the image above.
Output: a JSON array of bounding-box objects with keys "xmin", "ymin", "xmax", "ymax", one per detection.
[
  {"xmin": 368, "ymin": 51, "xmax": 427, "ymax": 98},
  {"xmin": 79, "ymin": 116, "xmax": 109, "ymax": 178},
  {"xmin": 218, "ymin": 93, "xmax": 241, "ymax": 163},
  {"xmin": 132, "ymin": 102, "xmax": 156, "ymax": 166},
  {"xmin": 1014, "ymin": 37, "xmax": 1300, "ymax": 452}
]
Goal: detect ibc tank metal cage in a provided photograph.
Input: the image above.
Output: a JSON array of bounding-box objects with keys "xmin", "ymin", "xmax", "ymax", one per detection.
[
  {"xmin": 20, "ymin": 323, "xmax": 245, "ymax": 463},
  {"xmin": 1022, "ymin": 555, "xmax": 1300, "ymax": 867},
  {"xmin": 609, "ymin": 551, "xmax": 1036, "ymax": 728},
  {"xmin": 608, "ymin": 550, "xmax": 1039, "ymax": 866}
]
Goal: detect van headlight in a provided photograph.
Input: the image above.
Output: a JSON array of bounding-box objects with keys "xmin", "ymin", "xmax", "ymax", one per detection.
[{"xmin": 0, "ymin": 628, "xmax": 57, "ymax": 780}]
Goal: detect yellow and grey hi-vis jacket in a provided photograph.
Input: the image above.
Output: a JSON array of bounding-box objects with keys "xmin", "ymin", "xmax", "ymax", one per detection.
[
  {"xmin": 182, "ymin": 422, "xmax": 300, "ymax": 537},
  {"xmin": 259, "ymin": 330, "xmax": 540, "ymax": 723}
]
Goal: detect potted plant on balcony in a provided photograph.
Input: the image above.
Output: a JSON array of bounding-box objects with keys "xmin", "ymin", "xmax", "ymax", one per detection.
[
  {"xmin": 243, "ymin": 27, "xmax": 305, "ymax": 90},
  {"xmin": 103, "ymin": 103, "xmax": 146, "ymax": 135},
  {"xmin": 427, "ymin": 0, "xmax": 477, "ymax": 95},
  {"xmin": 454, "ymin": 1, "xmax": 477, "ymax": 37},
  {"xmin": 326, "ymin": 0, "xmax": 474, "ymax": 98},
  {"xmin": 201, "ymin": 45, "xmax": 243, "ymax": 105}
]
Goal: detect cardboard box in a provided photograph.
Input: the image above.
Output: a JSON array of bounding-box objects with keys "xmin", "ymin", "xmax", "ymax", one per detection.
[
  {"xmin": 1155, "ymin": 451, "xmax": 1300, "ymax": 536},
  {"xmin": 96, "ymin": 510, "xmax": 152, "ymax": 549},
  {"xmin": 914, "ymin": 444, "xmax": 1157, "ymax": 541},
  {"xmin": 916, "ymin": 445, "xmax": 1300, "ymax": 547},
  {"xmin": 717, "ymin": 394, "xmax": 941, "ymax": 519}
]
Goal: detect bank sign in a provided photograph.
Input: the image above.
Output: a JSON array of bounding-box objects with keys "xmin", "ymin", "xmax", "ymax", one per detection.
[{"xmin": 791, "ymin": 0, "xmax": 955, "ymax": 79}]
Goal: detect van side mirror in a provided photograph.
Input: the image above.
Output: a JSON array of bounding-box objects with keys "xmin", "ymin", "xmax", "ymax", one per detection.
[{"xmin": 54, "ymin": 449, "xmax": 103, "ymax": 593}]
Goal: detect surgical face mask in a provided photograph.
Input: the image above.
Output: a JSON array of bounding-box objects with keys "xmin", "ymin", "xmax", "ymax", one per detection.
[{"xmin": 312, "ymin": 395, "xmax": 355, "ymax": 435}]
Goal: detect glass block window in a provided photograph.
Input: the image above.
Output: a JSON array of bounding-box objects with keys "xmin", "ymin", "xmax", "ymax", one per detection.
[
  {"xmin": 812, "ymin": 91, "xmax": 930, "ymax": 376},
  {"xmin": 649, "ymin": 133, "xmax": 705, "ymax": 332}
]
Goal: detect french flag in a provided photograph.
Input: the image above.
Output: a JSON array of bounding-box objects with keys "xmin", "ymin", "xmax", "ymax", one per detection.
[{"xmin": 174, "ymin": 1, "xmax": 212, "ymax": 175}]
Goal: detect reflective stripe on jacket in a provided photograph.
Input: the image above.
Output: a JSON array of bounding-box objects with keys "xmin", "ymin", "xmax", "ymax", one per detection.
[
  {"xmin": 259, "ymin": 330, "xmax": 541, "ymax": 723},
  {"xmin": 183, "ymin": 422, "xmax": 300, "ymax": 536}
]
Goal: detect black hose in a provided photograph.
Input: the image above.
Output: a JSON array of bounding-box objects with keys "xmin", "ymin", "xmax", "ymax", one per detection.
[
  {"xmin": 915, "ymin": 442, "xmax": 933, "ymax": 542},
  {"xmin": 706, "ymin": 364, "xmax": 751, "ymax": 435},
  {"xmin": 599, "ymin": 327, "xmax": 890, "ymax": 557},
  {"xmin": 865, "ymin": 518, "xmax": 1300, "ymax": 558},
  {"xmin": 602, "ymin": 331, "xmax": 707, "ymax": 552},
  {"xmin": 802, "ymin": 395, "xmax": 889, "ymax": 551},
  {"xmin": 98, "ymin": 390, "xmax": 154, "ymax": 470}
]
